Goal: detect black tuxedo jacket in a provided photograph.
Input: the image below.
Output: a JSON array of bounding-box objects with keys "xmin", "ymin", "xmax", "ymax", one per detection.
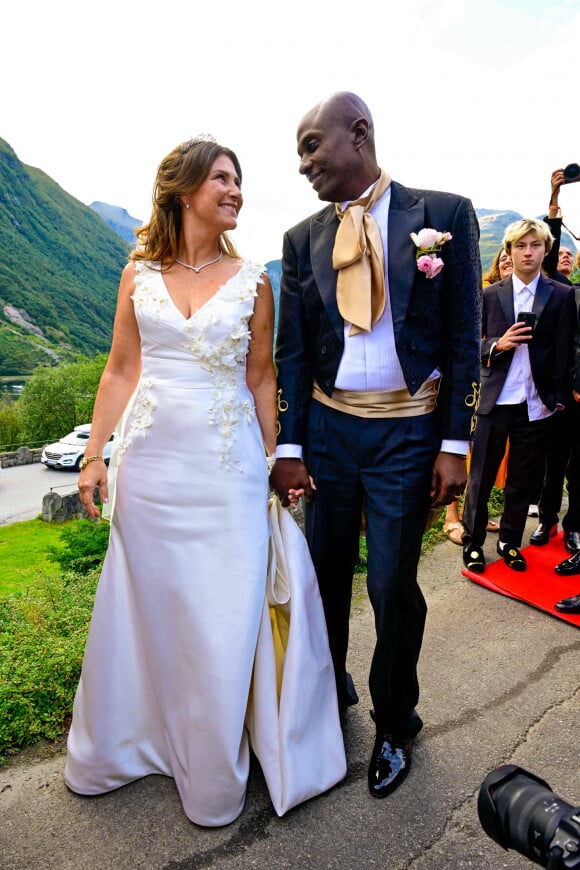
[
  {"xmin": 478, "ymin": 275, "xmax": 577, "ymax": 416},
  {"xmin": 575, "ymin": 302, "xmax": 580, "ymax": 393},
  {"xmin": 275, "ymin": 180, "xmax": 482, "ymax": 447}
]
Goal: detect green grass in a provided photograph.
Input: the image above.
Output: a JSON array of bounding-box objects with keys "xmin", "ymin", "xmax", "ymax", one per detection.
[{"xmin": 0, "ymin": 519, "xmax": 66, "ymax": 596}]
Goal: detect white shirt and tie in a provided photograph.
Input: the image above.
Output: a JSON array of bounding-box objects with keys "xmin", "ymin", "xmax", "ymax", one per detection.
[{"xmin": 495, "ymin": 273, "xmax": 553, "ymax": 421}]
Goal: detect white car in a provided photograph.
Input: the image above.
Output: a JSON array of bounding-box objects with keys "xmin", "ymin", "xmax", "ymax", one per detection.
[{"xmin": 41, "ymin": 424, "xmax": 119, "ymax": 471}]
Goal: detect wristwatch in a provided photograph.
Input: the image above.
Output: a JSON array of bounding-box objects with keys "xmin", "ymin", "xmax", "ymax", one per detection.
[{"xmin": 79, "ymin": 455, "xmax": 105, "ymax": 470}]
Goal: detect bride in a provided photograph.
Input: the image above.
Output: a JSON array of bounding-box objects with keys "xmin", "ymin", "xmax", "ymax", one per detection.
[{"xmin": 65, "ymin": 137, "xmax": 345, "ymax": 826}]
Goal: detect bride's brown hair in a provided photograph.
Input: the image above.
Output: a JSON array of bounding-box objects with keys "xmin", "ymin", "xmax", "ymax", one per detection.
[{"xmin": 131, "ymin": 137, "xmax": 242, "ymax": 266}]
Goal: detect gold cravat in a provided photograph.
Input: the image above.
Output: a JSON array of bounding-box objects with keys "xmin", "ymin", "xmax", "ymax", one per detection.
[{"xmin": 332, "ymin": 169, "xmax": 392, "ymax": 335}]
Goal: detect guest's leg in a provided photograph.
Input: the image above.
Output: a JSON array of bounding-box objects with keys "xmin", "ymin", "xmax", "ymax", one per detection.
[
  {"xmin": 538, "ymin": 409, "xmax": 570, "ymax": 529},
  {"xmin": 501, "ymin": 409, "xmax": 553, "ymax": 546},
  {"xmin": 563, "ymin": 404, "xmax": 580, "ymax": 533},
  {"xmin": 462, "ymin": 412, "xmax": 508, "ymax": 547}
]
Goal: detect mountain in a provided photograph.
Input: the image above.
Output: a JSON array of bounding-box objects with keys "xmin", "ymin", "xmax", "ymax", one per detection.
[
  {"xmin": 0, "ymin": 138, "xmax": 130, "ymax": 375},
  {"xmin": 90, "ymin": 201, "xmax": 141, "ymax": 245},
  {"xmin": 265, "ymin": 259, "xmax": 281, "ymax": 332}
]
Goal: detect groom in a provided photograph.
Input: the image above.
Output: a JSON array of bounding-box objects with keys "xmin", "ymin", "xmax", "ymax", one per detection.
[{"xmin": 270, "ymin": 92, "xmax": 481, "ymax": 798}]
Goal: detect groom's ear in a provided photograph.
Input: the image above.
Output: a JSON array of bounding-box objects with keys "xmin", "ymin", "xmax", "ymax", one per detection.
[{"xmin": 351, "ymin": 118, "xmax": 369, "ymax": 151}]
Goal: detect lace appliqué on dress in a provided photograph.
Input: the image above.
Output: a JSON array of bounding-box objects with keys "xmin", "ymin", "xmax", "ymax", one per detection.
[
  {"xmin": 132, "ymin": 262, "xmax": 168, "ymax": 321},
  {"xmin": 183, "ymin": 263, "xmax": 264, "ymax": 472},
  {"xmin": 116, "ymin": 378, "xmax": 157, "ymax": 466}
]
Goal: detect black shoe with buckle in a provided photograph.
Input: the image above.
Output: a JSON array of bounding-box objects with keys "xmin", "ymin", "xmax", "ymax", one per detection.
[
  {"xmin": 529, "ymin": 522, "xmax": 558, "ymax": 546},
  {"xmin": 463, "ymin": 545, "xmax": 486, "ymax": 573},
  {"xmin": 497, "ymin": 541, "xmax": 526, "ymax": 571}
]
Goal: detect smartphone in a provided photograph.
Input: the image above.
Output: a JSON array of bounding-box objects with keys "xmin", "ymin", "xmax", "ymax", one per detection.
[{"xmin": 517, "ymin": 311, "xmax": 536, "ymax": 334}]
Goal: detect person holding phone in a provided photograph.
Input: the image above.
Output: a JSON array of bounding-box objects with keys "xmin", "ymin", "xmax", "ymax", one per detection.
[{"xmin": 462, "ymin": 219, "xmax": 577, "ymax": 574}]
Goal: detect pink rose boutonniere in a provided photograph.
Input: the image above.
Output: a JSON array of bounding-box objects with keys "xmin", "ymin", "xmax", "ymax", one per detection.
[{"xmin": 410, "ymin": 228, "xmax": 452, "ymax": 279}]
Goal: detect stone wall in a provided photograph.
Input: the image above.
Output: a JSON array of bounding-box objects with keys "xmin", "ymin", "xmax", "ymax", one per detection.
[
  {"xmin": 42, "ymin": 488, "xmax": 98, "ymax": 523},
  {"xmin": 1, "ymin": 446, "xmax": 43, "ymax": 467}
]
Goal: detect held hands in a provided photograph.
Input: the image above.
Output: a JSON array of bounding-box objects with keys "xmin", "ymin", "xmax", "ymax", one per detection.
[
  {"xmin": 496, "ymin": 321, "xmax": 533, "ymax": 353},
  {"xmin": 269, "ymin": 457, "xmax": 315, "ymax": 507},
  {"xmin": 78, "ymin": 461, "xmax": 109, "ymax": 520},
  {"xmin": 430, "ymin": 453, "xmax": 467, "ymax": 507}
]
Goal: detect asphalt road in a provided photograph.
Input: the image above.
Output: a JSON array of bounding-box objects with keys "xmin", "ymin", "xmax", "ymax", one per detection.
[
  {"xmin": 0, "ymin": 462, "xmax": 78, "ymax": 525},
  {"xmin": 1, "ymin": 515, "xmax": 578, "ymax": 869}
]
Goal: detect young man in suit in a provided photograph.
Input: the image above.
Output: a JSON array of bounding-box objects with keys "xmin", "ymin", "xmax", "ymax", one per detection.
[
  {"xmin": 270, "ymin": 92, "xmax": 481, "ymax": 798},
  {"xmin": 462, "ymin": 219, "xmax": 577, "ymax": 575}
]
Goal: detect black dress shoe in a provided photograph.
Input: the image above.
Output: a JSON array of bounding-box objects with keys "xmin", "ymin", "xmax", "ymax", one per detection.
[
  {"xmin": 497, "ymin": 541, "xmax": 526, "ymax": 571},
  {"xmin": 554, "ymin": 550, "xmax": 580, "ymax": 576},
  {"xmin": 564, "ymin": 530, "xmax": 580, "ymax": 554},
  {"xmin": 554, "ymin": 592, "xmax": 580, "ymax": 613},
  {"xmin": 529, "ymin": 522, "xmax": 558, "ymax": 546},
  {"xmin": 368, "ymin": 733, "xmax": 412, "ymax": 798},
  {"xmin": 463, "ymin": 544, "xmax": 486, "ymax": 573}
]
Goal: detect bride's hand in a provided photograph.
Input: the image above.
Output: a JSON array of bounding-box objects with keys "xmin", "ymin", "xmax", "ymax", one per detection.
[
  {"xmin": 287, "ymin": 476, "xmax": 316, "ymax": 506},
  {"xmin": 78, "ymin": 461, "xmax": 109, "ymax": 520}
]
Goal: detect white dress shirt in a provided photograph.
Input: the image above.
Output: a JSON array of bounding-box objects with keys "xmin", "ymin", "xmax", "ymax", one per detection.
[{"xmin": 495, "ymin": 273, "xmax": 552, "ymax": 421}]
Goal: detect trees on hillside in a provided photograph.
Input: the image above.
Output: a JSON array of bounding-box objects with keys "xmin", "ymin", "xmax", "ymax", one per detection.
[{"xmin": 0, "ymin": 355, "xmax": 108, "ymax": 450}]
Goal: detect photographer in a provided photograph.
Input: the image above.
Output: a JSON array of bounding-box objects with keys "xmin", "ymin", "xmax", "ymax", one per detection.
[
  {"xmin": 542, "ymin": 168, "xmax": 575, "ymax": 286},
  {"xmin": 529, "ymin": 170, "xmax": 580, "ymax": 583}
]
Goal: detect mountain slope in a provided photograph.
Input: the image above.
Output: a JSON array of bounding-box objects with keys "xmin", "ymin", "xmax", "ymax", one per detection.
[
  {"xmin": 89, "ymin": 201, "xmax": 141, "ymax": 244},
  {"xmin": 0, "ymin": 139, "xmax": 129, "ymax": 374}
]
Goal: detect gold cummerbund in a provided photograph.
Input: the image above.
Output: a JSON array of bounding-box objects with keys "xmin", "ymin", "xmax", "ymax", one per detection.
[{"xmin": 312, "ymin": 378, "xmax": 439, "ymax": 419}]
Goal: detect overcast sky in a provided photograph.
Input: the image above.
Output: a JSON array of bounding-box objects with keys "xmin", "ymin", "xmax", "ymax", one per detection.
[{"xmin": 2, "ymin": 0, "xmax": 580, "ymax": 263}]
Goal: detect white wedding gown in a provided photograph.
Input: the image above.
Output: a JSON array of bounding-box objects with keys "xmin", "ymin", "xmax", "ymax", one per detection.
[{"xmin": 65, "ymin": 260, "xmax": 346, "ymax": 826}]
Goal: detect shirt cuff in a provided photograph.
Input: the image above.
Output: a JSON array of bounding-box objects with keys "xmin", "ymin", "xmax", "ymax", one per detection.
[
  {"xmin": 275, "ymin": 443, "xmax": 303, "ymax": 460},
  {"xmin": 441, "ymin": 439, "xmax": 469, "ymax": 457}
]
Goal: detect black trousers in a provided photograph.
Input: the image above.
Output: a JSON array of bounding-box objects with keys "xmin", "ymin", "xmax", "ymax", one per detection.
[
  {"xmin": 462, "ymin": 402, "xmax": 554, "ymax": 548},
  {"xmin": 538, "ymin": 402, "xmax": 580, "ymax": 532},
  {"xmin": 303, "ymin": 400, "xmax": 440, "ymax": 737}
]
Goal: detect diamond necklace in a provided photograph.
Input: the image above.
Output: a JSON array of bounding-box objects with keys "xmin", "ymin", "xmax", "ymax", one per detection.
[{"xmin": 175, "ymin": 250, "xmax": 223, "ymax": 273}]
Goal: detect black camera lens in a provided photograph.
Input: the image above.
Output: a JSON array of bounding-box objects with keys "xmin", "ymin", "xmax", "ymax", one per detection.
[
  {"xmin": 563, "ymin": 163, "xmax": 580, "ymax": 183},
  {"xmin": 478, "ymin": 765, "xmax": 580, "ymax": 868}
]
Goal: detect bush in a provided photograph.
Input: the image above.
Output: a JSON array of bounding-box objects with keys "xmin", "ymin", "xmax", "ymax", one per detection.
[
  {"xmin": 49, "ymin": 519, "xmax": 110, "ymax": 573},
  {"xmin": 0, "ymin": 396, "xmax": 22, "ymax": 451},
  {"xmin": 0, "ymin": 570, "xmax": 98, "ymax": 759}
]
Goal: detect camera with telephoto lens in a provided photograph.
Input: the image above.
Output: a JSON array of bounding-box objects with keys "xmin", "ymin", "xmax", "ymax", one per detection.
[
  {"xmin": 478, "ymin": 765, "xmax": 580, "ymax": 868},
  {"xmin": 563, "ymin": 163, "xmax": 580, "ymax": 184}
]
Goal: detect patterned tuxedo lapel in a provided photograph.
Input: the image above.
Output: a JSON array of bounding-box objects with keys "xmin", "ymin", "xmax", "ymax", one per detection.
[
  {"xmin": 308, "ymin": 183, "xmax": 428, "ymax": 343},
  {"xmin": 387, "ymin": 182, "xmax": 425, "ymax": 340}
]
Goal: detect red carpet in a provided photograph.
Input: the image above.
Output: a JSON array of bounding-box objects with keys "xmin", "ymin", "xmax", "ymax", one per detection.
[{"xmin": 462, "ymin": 532, "xmax": 580, "ymax": 627}]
